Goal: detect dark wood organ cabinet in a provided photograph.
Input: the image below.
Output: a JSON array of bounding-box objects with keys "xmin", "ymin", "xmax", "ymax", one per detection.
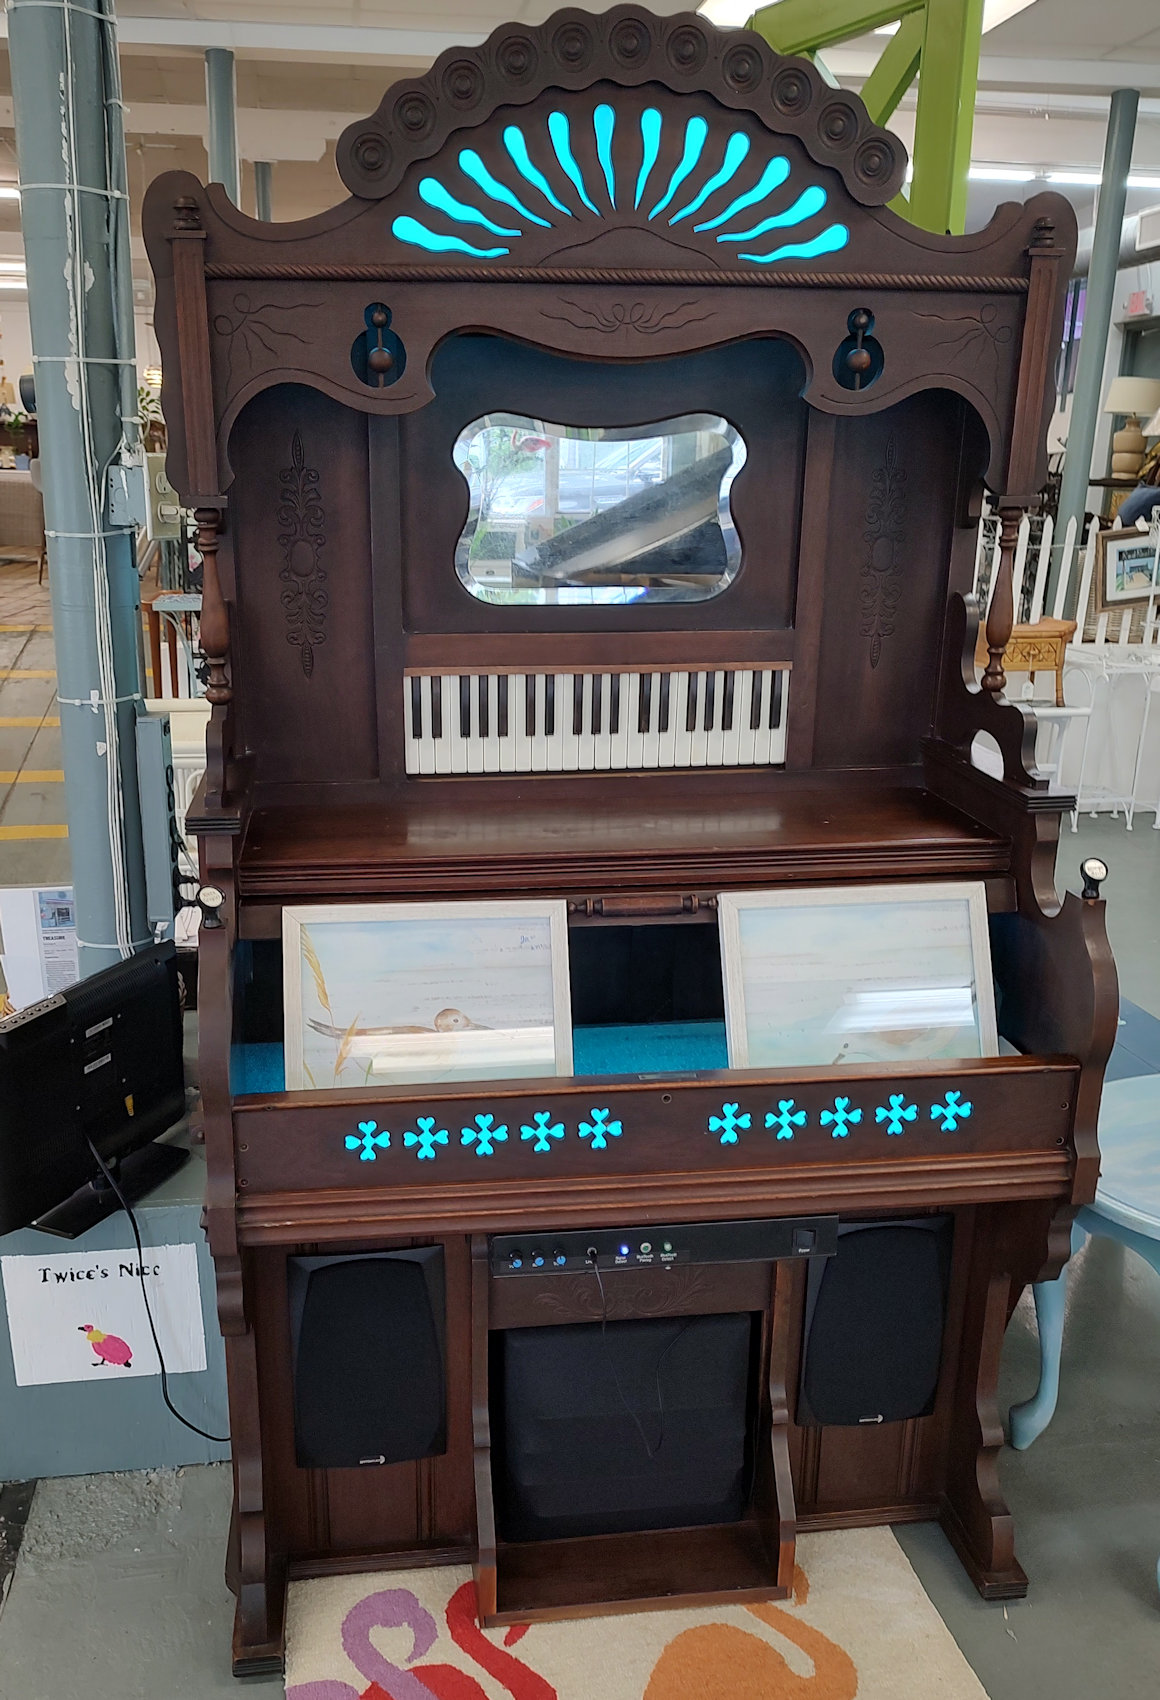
[{"xmin": 145, "ymin": 8, "xmax": 1116, "ymax": 1675}]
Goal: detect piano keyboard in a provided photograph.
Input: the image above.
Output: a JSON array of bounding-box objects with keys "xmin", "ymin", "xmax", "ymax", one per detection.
[{"xmin": 403, "ymin": 668, "xmax": 789, "ymax": 774}]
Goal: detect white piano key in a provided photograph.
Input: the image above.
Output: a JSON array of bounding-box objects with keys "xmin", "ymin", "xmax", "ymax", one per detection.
[
  {"xmin": 481, "ymin": 674, "xmax": 501, "ymax": 773},
  {"xmin": 542, "ymin": 673, "xmax": 562, "ymax": 771},
  {"xmin": 402, "ymin": 678, "xmax": 417, "ymax": 774},
  {"xmin": 465, "ymin": 673, "xmax": 484, "ymax": 773},
  {"xmin": 498, "ymin": 673, "xmax": 517, "ymax": 772},
  {"xmin": 623, "ymin": 672, "xmax": 644, "ymax": 769},
  {"xmin": 530, "ymin": 674, "xmax": 550, "ymax": 772},
  {"xmin": 686, "ymin": 671, "xmax": 707, "ymax": 766},
  {"xmin": 415, "ymin": 675, "xmax": 437, "ymax": 775},
  {"xmin": 751, "ymin": 670, "xmax": 775, "ymax": 765},
  {"xmin": 770, "ymin": 668, "xmax": 788, "ymax": 763},
  {"xmin": 609, "ymin": 672, "xmax": 631, "ymax": 770},
  {"xmin": 434, "ymin": 675, "xmax": 454, "ymax": 774},
  {"xmin": 732, "ymin": 670, "xmax": 756, "ymax": 767},
  {"xmin": 574, "ymin": 673, "xmax": 594, "ymax": 771},
  {"xmin": 655, "ymin": 670, "xmax": 677, "ymax": 768},
  {"xmin": 670, "ymin": 671, "xmax": 693, "ymax": 767},
  {"xmin": 640, "ymin": 671, "xmax": 661, "ymax": 769},
  {"xmin": 720, "ymin": 669, "xmax": 743, "ymax": 767},
  {"xmin": 703, "ymin": 669, "xmax": 727, "ymax": 766},
  {"xmin": 592, "ymin": 672, "xmax": 614, "ymax": 770},
  {"xmin": 509, "ymin": 673, "xmax": 530, "ymax": 772}
]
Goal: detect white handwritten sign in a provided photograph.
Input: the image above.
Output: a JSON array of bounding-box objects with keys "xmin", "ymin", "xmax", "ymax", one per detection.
[{"xmin": 1, "ymin": 1244, "xmax": 206, "ymax": 1387}]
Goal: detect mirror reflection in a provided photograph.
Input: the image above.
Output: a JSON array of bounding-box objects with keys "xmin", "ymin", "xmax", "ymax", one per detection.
[{"xmin": 454, "ymin": 412, "xmax": 745, "ymax": 605}]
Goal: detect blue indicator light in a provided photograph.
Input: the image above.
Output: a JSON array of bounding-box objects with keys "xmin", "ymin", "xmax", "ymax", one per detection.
[
  {"xmin": 554, "ymin": 1253, "xmax": 567, "ymax": 1268},
  {"xmin": 510, "ymin": 1254, "xmax": 523, "ymax": 1269},
  {"xmin": 532, "ymin": 1253, "xmax": 545, "ymax": 1268},
  {"xmin": 618, "ymin": 1243, "xmax": 631, "ymax": 1258}
]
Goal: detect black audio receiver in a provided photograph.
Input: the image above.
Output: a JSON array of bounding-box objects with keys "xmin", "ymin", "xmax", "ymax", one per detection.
[{"xmin": 489, "ymin": 1215, "xmax": 838, "ymax": 1276}]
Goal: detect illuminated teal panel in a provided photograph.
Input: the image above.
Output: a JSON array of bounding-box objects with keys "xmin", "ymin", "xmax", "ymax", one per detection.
[
  {"xmin": 739, "ymin": 223, "xmax": 849, "ymax": 264},
  {"xmin": 593, "ymin": 103, "xmax": 616, "ymax": 208},
  {"xmin": 392, "ymin": 215, "xmax": 509, "ymax": 258},
  {"xmin": 716, "ymin": 185, "xmax": 828, "ymax": 244},
  {"xmin": 693, "ymin": 156, "xmax": 790, "ymax": 232},
  {"xmin": 547, "ymin": 111, "xmax": 600, "ymax": 214},
  {"xmin": 418, "ymin": 177, "xmax": 520, "ymax": 237},
  {"xmin": 458, "ymin": 149, "xmax": 551, "ymax": 227},
  {"xmin": 635, "ymin": 108, "xmax": 662, "ymax": 210},
  {"xmin": 649, "ymin": 116, "xmax": 708, "ymax": 220},
  {"xmin": 668, "ymin": 132, "xmax": 750, "ymax": 225},
  {"xmin": 503, "ymin": 125, "xmax": 573, "ymax": 217}
]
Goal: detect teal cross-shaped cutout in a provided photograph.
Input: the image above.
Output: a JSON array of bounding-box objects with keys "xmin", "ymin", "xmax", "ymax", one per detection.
[
  {"xmin": 765, "ymin": 1099, "xmax": 807, "ymax": 1140},
  {"xmin": 521, "ymin": 1110, "xmax": 564, "ymax": 1153},
  {"xmin": 578, "ymin": 1107, "xmax": 622, "ymax": 1151},
  {"xmin": 876, "ymin": 1093, "xmax": 918, "ymax": 1136},
  {"xmin": 345, "ymin": 1119, "xmax": 390, "ymax": 1161},
  {"xmin": 931, "ymin": 1091, "xmax": 972, "ymax": 1132},
  {"xmin": 821, "ymin": 1096, "xmax": 862, "ymax": 1138},
  {"xmin": 460, "ymin": 1112, "xmax": 508, "ymax": 1157},
  {"xmin": 404, "ymin": 1115, "xmax": 449, "ymax": 1160},
  {"xmin": 709, "ymin": 1102, "xmax": 751, "ymax": 1145}
]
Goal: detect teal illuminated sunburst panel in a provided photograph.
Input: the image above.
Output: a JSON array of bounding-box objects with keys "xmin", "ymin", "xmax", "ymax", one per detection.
[{"xmin": 391, "ymin": 102, "xmax": 849, "ymax": 267}]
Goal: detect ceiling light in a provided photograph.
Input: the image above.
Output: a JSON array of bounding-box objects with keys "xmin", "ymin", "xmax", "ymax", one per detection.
[
  {"xmin": 0, "ymin": 280, "xmax": 27, "ymax": 290},
  {"xmin": 970, "ymin": 166, "xmax": 1036, "ymax": 182},
  {"xmin": 1129, "ymin": 175, "xmax": 1160, "ymax": 190},
  {"xmin": 0, "ymin": 187, "xmax": 20, "ymax": 202},
  {"xmin": 1048, "ymin": 171, "xmax": 1103, "ymax": 186},
  {"xmin": 141, "ymin": 366, "xmax": 162, "ymax": 389},
  {"xmin": 0, "ymin": 262, "xmax": 26, "ymax": 274}
]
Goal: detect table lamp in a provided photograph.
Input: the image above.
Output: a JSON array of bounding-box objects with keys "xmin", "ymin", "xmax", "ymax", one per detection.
[{"xmin": 1104, "ymin": 377, "xmax": 1160, "ymax": 478}]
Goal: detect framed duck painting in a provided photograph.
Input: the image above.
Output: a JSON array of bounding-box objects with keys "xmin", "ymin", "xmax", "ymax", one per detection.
[{"xmin": 282, "ymin": 900, "xmax": 572, "ymax": 1090}]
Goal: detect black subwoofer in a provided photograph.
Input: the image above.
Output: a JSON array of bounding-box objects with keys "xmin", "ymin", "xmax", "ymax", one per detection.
[
  {"xmin": 494, "ymin": 1311, "xmax": 756, "ymax": 1542},
  {"xmin": 287, "ymin": 1249, "xmax": 446, "ymax": 1469},
  {"xmin": 797, "ymin": 1217, "xmax": 953, "ymax": 1428}
]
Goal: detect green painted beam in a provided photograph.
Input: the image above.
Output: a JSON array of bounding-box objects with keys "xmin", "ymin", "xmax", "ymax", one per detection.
[
  {"xmin": 750, "ymin": 0, "xmax": 923, "ymax": 56},
  {"xmin": 908, "ymin": 0, "xmax": 984, "ymax": 232},
  {"xmin": 858, "ymin": 10, "xmax": 923, "ymax": 124}
]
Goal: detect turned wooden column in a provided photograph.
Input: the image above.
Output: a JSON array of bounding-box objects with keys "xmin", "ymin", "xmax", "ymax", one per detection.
[{"xmin": 982, "ymin": 506, "xmax": 1021, "ymax": 695}]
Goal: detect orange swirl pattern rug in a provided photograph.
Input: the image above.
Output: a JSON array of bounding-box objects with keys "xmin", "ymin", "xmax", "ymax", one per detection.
[{"xmin": 284, "ymin": 1526, "xmax": 989, "ymax": 1700}]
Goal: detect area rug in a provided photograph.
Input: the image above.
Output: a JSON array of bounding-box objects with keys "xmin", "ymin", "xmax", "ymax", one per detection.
[{"xmin": 284, "ymin": 1526, "xmax": 989, "ymax": 1700}]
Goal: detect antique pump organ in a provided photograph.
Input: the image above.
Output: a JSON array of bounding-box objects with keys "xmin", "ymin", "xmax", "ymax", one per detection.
[{"xmin": 145, "ymin": 8, "xmax": 1116, "ymax": 1675}]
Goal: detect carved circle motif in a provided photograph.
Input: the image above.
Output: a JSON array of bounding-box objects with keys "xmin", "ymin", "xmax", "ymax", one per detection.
[
  {"xmin": 609, "ymin": 17, "xmax": 651, "ymax": 66},
  {"xmin": 494, "ymin": 32, "xmax": 538, "ymax": 82},
  {"xmin": 394, "ymin": 91, "xmax": 437, "ymax": 139},
  {"xmin": 722, "ymin": 42, "xmax": 764, "ymax": 93},
  {"xmin": 771, "ymin": 65, "xmax": 813, "ymax": 116},
  {"xmin": 666, "ymin": 23, "xmax": 709, "ymax": 72},
  {"xmin": 819, "ymin": 100, "xmax": 859, "ymax": 149},
  {"xmin": 552, "ymin": 20, "xmax": 594, "ymax": 68},
  {"xmin": 350, "ymin": 130, "xmax": 390, "ymax": 175},
  {"xmin": 854, "ymin": 137, "xmax": 895, "ymax": 186},
  {"xmin": 442, "ymin": 58, "xmax": 485, "ymax": 108}
]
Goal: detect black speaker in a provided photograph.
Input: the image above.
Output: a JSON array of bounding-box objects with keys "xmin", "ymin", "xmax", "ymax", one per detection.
[
  {"xmin": 797, "ymin": 1217, "xmax": 953, "ymax": 1428},
  {"xmin": 287, "ymin": 1250, "xmax": 446, "ymax": 1469},
  {"xmin": 494, "ymin": 1312, "xmax": 755, "ymax": 1542}
]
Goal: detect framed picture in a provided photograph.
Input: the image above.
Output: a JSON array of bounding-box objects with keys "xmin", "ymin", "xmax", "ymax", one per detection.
[
  {"xmin": 282, "ymin": 900, "xmax": 572, "ymax": 1091},
  {"xmin": 718, "ymin": 882, "xmax": 998, "ymax": 1069},
  {"xmin": 1098, "ymin": 528, "xmax": 1160, "ymax": 605}
]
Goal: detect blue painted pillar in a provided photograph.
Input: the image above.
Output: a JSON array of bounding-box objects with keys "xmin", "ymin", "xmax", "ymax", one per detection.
[
  {"xmin": 254, "ymin": 161, "xmax": 273, "ymax": 222},
  {"xmin": 205, "ymin": 47, "xmax": 240, "ymax": 205},
  {"xmin": 8, "ymin": 0, "xmax": 150, "ymax": 972}
]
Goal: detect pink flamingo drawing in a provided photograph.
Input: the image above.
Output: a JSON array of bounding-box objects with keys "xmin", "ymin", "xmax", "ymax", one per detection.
[
  {"xmin": 287, "ymin": 1580, "xmax": 555, "ymax": 1700},
  {"xmin": 78, "ymin": 1324, "xmax": 133, "ymax": 1368}
]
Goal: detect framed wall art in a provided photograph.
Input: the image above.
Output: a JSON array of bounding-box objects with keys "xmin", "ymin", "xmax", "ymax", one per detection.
[
  {"xmin": 1098, "ymin": 527, "xmax": 1160, "ymax": 606},
  {"xmin": 718, "ymin": 882, "xmax": 998, "ymax": 1069},
  {"xmin": 282, "ymin": 900, "xmax": 572, "ymax": 1090}
]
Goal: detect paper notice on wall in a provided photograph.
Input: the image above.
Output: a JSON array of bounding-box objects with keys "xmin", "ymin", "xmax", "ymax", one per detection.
[
  {"xmin": 1, "ymin": 1243, "xmax": 207, "ymax": 1387},
  {"xmin": 0, "ymin": 885, "xmax": 79, "ymax": 1013}
]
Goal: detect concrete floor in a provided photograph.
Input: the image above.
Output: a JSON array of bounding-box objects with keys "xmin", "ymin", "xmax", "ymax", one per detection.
[{"xmin": 0, "ymin": 695, "xmax": 1159, "ymax": 1693}]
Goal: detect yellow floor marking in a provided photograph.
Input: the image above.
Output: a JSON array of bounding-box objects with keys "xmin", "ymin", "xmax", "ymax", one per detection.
[
  {"xmin": 0, "ymin": 624, "xmax": 52, "ymax": 632},
  {"xmin": 0, "ymin": 716, "xmax": 59, "ymax": 727},
  {"xmin": 0, "ymin": 824, "xmax": 68, "ymax": 839},
  {"xmin": 0, "ymin": 668, "xmax": 55, "ymax": 679},
  {"xmin": 0, "ymin": 770, "xmax": 64, "ymax": 783}
]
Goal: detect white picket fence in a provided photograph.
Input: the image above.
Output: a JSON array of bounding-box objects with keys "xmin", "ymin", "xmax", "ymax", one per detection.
[{"xmin": 972, "ymin": 500, "xmax": 1160, "ymax": 825}]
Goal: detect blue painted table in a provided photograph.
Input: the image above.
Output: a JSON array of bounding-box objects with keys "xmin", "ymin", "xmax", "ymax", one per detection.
[{"xmin": 1008, "ymin": 1074, "xmax": 1160, "ymax": 1588}]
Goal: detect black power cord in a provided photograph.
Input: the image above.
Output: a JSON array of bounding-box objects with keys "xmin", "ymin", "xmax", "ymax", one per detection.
[
  {"xmin": 586, "ymin": 1249, "xmax": 692, "ymax": 1461},
  {"xmin": 84, "ymin": 1134, "xmax": 230, "ymax": 1445}
]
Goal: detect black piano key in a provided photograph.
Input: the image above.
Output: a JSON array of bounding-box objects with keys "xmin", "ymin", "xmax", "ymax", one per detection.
[
  {"xmin": 591, "ymin": 673, "xmax": 603, "ymax": 735},
  {"xmin": 685, "ymin": 671, "xmax": 699, "ymax": 733},
  {"xmin": 610, "ymin": 673, "xmax": 621, "ymax": 735},
  {"xmin": 525, "ymin": 674, "xmax": 537, "ymax": 738},
  {"xmin": 477, "ymin": 673, "xmax": 489, "ymax": 739},
  {"xmin": 497, "ymin": 674, "xmax": 509, "ymax": 738},
  {"xmin": 750, "ymin": 670, "xmax": 765, "ymax": 731},
  {"xmin": 573, "ymin": 674, "xmax": 584, "ymax": 736},
  {"xmin": 544, "ymin": 673, "xmax": 555, "ymax": 737},
  {"xmin": 410, "ymin": 674, "xmax": 423, "ymax": 739},
  {"xmin": 459, "ymin": 675, "xmax": 471, "ymax": 739},
  {"xmin": 722, "ymin": 670, "xmax": 735, "ymax": 731},
  {"xmin": 659, "ymin": 672, "xmax": 671, "ymax": 733},
  {"xmin": 703, "ymin": 670, "xmax": 716, "ymax": 732},
  {"xmin": 638, "ymin": 672, "xmax": 652, "ymax": 733},
  {"xmin": 769, "ymin": 668, "xmax": 784, "ymax": 729},
  {"xmin": 430, "ymin": 674, "xmax": 442, "ymax": 740}
]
